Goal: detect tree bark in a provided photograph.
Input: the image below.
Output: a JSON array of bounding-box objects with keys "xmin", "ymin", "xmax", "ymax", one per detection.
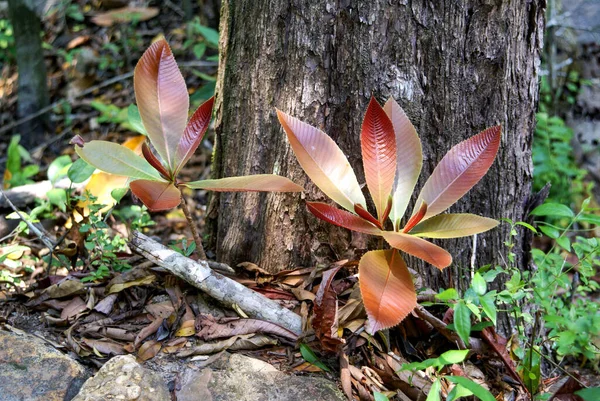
[
  {"xmin": 211, "ymin": 0, "xmax": 544, "ymax": 331},
  {"xmin": 7, "ymin": 0, "xmax": 49, "ymax": 149}
]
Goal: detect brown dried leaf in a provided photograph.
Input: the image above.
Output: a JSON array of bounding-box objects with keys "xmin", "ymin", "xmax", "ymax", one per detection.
[
  {"xmin": 481, "ymin": 326, "xmax": 526, "ymax": 389},
  {"xmin": 93, "ymin": 293, "xmax": 118, "ymax": 314},
  {"xmin": 106, "ymin": 274, "xmax": 155, "ymax": 294},
  {"xmin": 82, "ymin": 338, "xmax": 126, "ymax": 356},
  {"xmin": 60, "ymin": 296, "xmax": 88, "ymax": 320},
  {"xmin": 45, "ymin": 279, "xmax": 84, "ymax": 299},
  {"xmin": 195, "ymin": 314, "xmax": 298, "ymax": 342},
  {"xmin": 92, "ymin": 6, "xmax": 159, "ymax": 26},
  {"xmin": 175, "ymin": 320, "xmax": 196, "ymax": 337},
  {"xmin": 134, "ymin": 317, "xmax": 164, "ymax": 349},
  {"xmin": 138, "ymin": 340, "xmax": 161, "ymax": 361},
  {"xmin": 313, "ymin": 263, "xmax": 345, "ymax": 353},
  {"xmin": 145, "ymin": 301, "xmax": 175, "ymax": 319}
]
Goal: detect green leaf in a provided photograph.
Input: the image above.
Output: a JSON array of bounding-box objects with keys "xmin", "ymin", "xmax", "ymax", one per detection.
[
  {"xmin": 48, "ymin": 155, "xmax": 72, "ymax": 184},
  {"xmin": 472, "ymin": 272, "xmax": 486, "ymax": 295},
  {"xmin": 75, "ymin": 140, "xmax": 165, "ymax": 181},
  {"xmin": 447, "ymin": 383, "xmax": 473, "ymax": 401},
  {"xmin": 530, "ymin": 203, "xmax": 574, "ymax": 218},
  {"xmin": 575, "ymin": 388, "xmax": 600, "ymax": 401},
  {"xmin": 444, "ymin": 376, "xmax": 495, "ymax": 401},
  {"xmin": 454, "ymin": 301, "xmax": 471, "ymax": 346},
  {"xmin": 299, "ymin": 344, "xmax": 330, "ymax": 372},
  {"xmin": 438, "ymin": 349, "xmax": 469, "ymax": 365},
  {"xmin": 47, "ymin": 188, "xmax": 67, "ymax": 212},
  {"xmin": 538, "ymin": 224, "xmax": 560, "ymax": 239},
  {"xmin": 479, "ymin": 293, "xmax": 497, "ymax": 326},
  {"xmin": 68, "ymin": 158, "xmax": 96, "ymax": 183},
  {"xmin": 111, "ymin": 187, "xmax": 129, "ymax": 203},
  {"xmin": 426, "ymin": 379, "xmax": 441, "ymax": 401},
  {"xmin": 555, "ymin": 236, "xmax": 571, "ymax": 252},
  {"xmin": 127, "ymin": 104, "xmax": 147, "ymax": 135},
  {"xmin": 436, "ymin": 288, "xmax": 458, "ymax": 301},
  {"xmin": 373, "ymin": 392, "xmax": 390, "ymax": 401},
  {"xmin": 6, "ymin": 135, "xmax": 22, "ymax": 174},
  {"xmin": 515, "ymin": 221, "xmax": 537, "ymax": 233},
  {"xmin": 196, "ymin": 24, "xmax": 219, "ymax": 47}
]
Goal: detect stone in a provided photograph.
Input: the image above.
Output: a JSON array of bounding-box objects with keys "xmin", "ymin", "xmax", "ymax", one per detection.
[
  {"xmin": 0, "ymin": 328, "xmax": 88, "ymax": 401},
  {"xmin": 72, "ymin": 355, "xmax": 170, "ymax": 401},
  {"xmin": 176, "ymin": 353, "xmax": 345, "ymax": 401}
]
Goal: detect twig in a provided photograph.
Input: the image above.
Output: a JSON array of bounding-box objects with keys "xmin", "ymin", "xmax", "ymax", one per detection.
[
  {"xmin": 179, "ymin": 192, "xmax": 207, "ymax": 259},
  {"xmin": 129, "ymin": 231, "xmax": 302, "ymax": 335},
  {"xmin": 413, "ymin": 305, "xmax": 467, "ymax": 350},
  {"xmin": 0, "ymin": 188, "xmax": 55, "ymax": 250}
]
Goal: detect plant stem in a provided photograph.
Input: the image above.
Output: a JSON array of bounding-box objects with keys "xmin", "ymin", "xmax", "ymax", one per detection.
[{"xmin": 179, "ymin": 191, "xmax": 207, "ymax": 260}]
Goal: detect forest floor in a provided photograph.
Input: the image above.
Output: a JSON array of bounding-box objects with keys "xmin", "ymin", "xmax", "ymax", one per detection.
[{"xmin": 0, "ymin": 1, "xmax": 599, "ymax": 401}]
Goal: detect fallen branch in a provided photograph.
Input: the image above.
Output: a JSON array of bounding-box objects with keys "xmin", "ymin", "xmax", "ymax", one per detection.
[
  {"xmin": 129, "ymin": 231, "xmax": 302, "ymax": 335},
  {"xmin": 0, "ymin": 179, "xmax": 85, "ymax": 209}
]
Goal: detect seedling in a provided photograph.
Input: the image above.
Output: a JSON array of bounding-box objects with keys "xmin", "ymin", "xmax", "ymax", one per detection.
[
  {"xmin": 278, "ymin": 98, "xmax": 500, "ymax": 333},
  {"xmin": 74, "ymin": 39, "xmax": 303, "ymax": 257}
]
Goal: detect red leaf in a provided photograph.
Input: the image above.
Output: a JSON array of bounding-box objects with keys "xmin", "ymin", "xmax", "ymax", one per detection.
[
  {"xmin": 142, "ymin": 142, "xmax": 170, "ymax": 179},
  {"xmin": 307, "ymin": 202, "xmax": 381, "ymax": 235},
  {"xmin": 402, "ymin": 201, "xmax": 427, "ymax": 233},
  {"xmin": 359, "ymin": 250, "xmax": 416, "ymax": 333},
  {"xmin": 354, "ymin": 204, "xmax": 383, "ymax": 229},
  {"xmin": 384, "ymin": 98, "xmax": 423, "ymax": 229},
  {"xmin": 381, "ymin": 231, "xmax": 452, "ymax": 269},
  {"xmin": 481, "ymin": 327, "xmax": 526, "ymax": 389},
  {"xmin": 130, "ymin": 180, "xmax": 181, "ymax": 211},
  {"xmin": 313, "ymin": 262, "xmax": 346, "ymax": 352},
  {"xmin": 175, "ymin": 96, "xmax": 214, "ymax": 174},
  {"xmin": 277, "ymin": 109, "xmax": 366, "ymax": 211},
  {"xmin": 134, "ymin": 39, "xmax": 189, "ymax": 171},
  {"xmin": 415, "ymin": 126, "xmax": 501, "ymax": 220},
  {"xmin": 361, "ymin": 97, "xmax": 397, "ymax": 222}
]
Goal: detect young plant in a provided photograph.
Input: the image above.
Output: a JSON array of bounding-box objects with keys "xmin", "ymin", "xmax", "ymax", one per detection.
[
  {"xmin": 73, "ymin": 39, "xmax": 303, "ymax": 255},
  {"xmin": 401, "ymin": 349, "xmax": 495, "ymax": 401},
  {"xmin": 277, "ymin": 98, "xmax": 501, "ymax": 333}
]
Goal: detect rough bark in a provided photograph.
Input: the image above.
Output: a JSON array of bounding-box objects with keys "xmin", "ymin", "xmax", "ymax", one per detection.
[
  {"xmin": 7, "ymin": 0, "xmax": 50, "ymax": 149},
  {"xmin": 211, "ymin": 0, "xmax": 544, "ymax": 331}
]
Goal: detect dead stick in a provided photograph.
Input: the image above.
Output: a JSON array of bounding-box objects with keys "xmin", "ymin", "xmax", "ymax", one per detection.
[{"xmin": 130, "ymin": 231, "xmax": 302, "ymax": 335}]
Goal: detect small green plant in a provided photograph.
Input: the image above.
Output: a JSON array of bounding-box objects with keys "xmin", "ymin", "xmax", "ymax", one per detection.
[
  {"xmin": 76, "ymin": 191, "xmax": 131, "ymax": 282},
  {"xmin": 73, "ymin": 39, "xmax": 302, "ymax": 257},
  {"xmin": 3, "ymin": 135, "xmax": 39, "ymax": 189},
  {"xmin": 278, "ymin": 98, "xmax": 500, "ymax": 333},
  {"xmin": 533, "ymin": 112, "xmax": 587, "ymax": 206},
  {"xmin": 169, "ymin": 238, "xmax": 196, "ymax": 257},
  {"xmin": 401, "ymin": 349, "xmax": 495, "ymax": 401},
  {"xmin": 0, "ymin": 18, "xmax": 14, "ymax": 65}
]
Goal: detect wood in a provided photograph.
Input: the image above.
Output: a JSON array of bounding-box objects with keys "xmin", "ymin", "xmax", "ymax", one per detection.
[
  {"xmin": 7, "ymin": 0, "xmax": 49, "ymax": 148},
  {"xmin": 211, "ymin": 1, "xmax": 545, "ymax": 334},
  {"xmin": 129, "ymin": 231, "xmax": 302, "ymax": 335}
]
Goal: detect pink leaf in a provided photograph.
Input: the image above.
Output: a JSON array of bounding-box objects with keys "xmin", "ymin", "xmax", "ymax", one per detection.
[
  {"xmin": 175, "ymin": 96, "xmax": 214, "ymax": 174},
  {"xmin": 361, "ymin": 97, "xmax": 397, "ymax": 222},
  {"xmin": 277, "ymin": 109, "xmax": 366, "ymax": 212},
  {"xmin": 359, "ymin": 250, "xmax": 416, "ymax": 333},
  {"xmin": 381, "ymin": 231, "xmax": 452, "ymax": 269},
  {"xmin": 415, "ymin": 126, "xmax": 501, "ymax": 220},
  {"xmin": 130, "ymin": 180, "xmax": 181, "ymax": 211},
  {"xmin": 307, "ymin": 202, "xmax": 381, "ymax": 235},
  {"xmin": 383, "ymin": 98, "xmax": 423, "ymax": 229},
  {"xmin": 134, "ymin": 39, "xmax": 189, "ymax": 172},
  {"xmin": 183, "ymin": 175, "xmax": 304, "ymax": 192}
]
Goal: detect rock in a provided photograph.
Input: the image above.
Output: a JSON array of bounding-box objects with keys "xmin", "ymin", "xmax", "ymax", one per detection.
[
  {"xmin": 176, "ymin": 353, "xmax": 345, "ymax": 401},
  {"xmin": 0, "ymin": 328, "xmax": 88, "ymax": 401},
  {"xmin": 72, "ymin": 354, "xmax": 170, "ymax": 401}
]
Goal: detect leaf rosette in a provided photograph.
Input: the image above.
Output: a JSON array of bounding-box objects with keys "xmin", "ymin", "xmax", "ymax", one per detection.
[{"xmin": 278, "ymin": 97, "xmax": 501, "ymax": 333}]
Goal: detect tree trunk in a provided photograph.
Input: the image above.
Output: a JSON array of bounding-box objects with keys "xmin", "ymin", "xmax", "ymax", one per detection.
[
  {"xmin": 211, "ymin": 0, "xmax": 544, "ymax": 331},
  {"xmin": 7, "ymin": 0, "xmax": 49, "ymax": 149}
]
